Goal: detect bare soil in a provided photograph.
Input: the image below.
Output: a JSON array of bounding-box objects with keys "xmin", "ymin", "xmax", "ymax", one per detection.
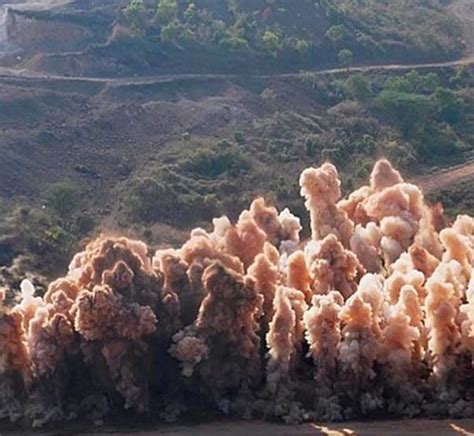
[
  {"xmin": 418, "ymin": 160, "xmax": 474, "ymax": 192},
  {"xmin": 2, "ymin": 419, "xmax": 474, "ymax": 435}
]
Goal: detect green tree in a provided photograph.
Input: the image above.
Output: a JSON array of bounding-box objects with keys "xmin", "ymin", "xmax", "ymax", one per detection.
[
  {"xmin": 161, "ymin": 20, "xmax": 181, "ymax": 43},
  {"xmin": 325, "ymin": 25, "xmax": 345, "ymax": 46},
  {"xmin": 377, "ymin": 90, "xmax": 433, "ymax": 136},
  {"xmin": 338, "ymin": 48, "xmax": 353, "ymax": 68},
  {"xmin": 210, "ymin": 19, "xmax": 226, "ymax": 42},
  {"xmin": 227, "ymin": 0, "xmax": 239, "ymax": 16},
  {"xmin": 220, "ymin": 32, "xmax": 249, "ymax": 51},
  {"xmin": 156, "ymin": 0, "xmax": 178, "ymax": 24},
  {"xmin": 433, "ymin": 87, "xmax": 464, "ymax": 124},
  {"xmin": 183, "ymin": 2, "xmax": 197, "ymax": 23},
  {"xmin": 385, "ymin": 70, "xmax": 422, "ymax": 93},
  {"xmin": 404, "ymin": 70, "xmax": 422, "ymax": 92},
  {"xmin": 123, "ymin": 0, "xmax": 146, "ymax": 31},
  {"xmin": 261, "ymin": 31, "xmax": 282, "ymax": 56},
  {"xmin": 346, "ymin": 75, "xmax": 373, "ymax": 101},
  {"xmin": 295, "ymin": 39, "xmax": 310, "ymax": 55},
  {"xmin": 46, "ymin": 182, "xmax": 80, "ymax": 217},
  {"xmin": 423, "ymin": 72, "xmax": 441, "ymax": 93},
  {"xmin": 449, "ymin": 66, "xmax": 471, "ymax": 88}
]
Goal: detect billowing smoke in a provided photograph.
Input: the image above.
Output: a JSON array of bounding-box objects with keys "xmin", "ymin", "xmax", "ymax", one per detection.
[{"xmin": 2, "ymin": 159, "xmax": 474, "ymax": 427}]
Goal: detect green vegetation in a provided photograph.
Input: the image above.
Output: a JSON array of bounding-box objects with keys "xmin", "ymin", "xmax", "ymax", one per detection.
[
  {"xmin": 116, "ymin": 0, "xmax": 462, "ymax": 73},
  {"xmin": 0, "ymin": 0, "xmax": 471, "ymax": 287},
  {"xmin": 0, "ymin": 204, "xmax": 84, "ymax": 284},
  {"xmin": 0, "ymin": 181, "xmax": 91, "ymax": 283},
  {"xmin": 338, "ymin": 49, "xmax": 353, "ymax": 68},
  {"xmin": 294, "ymin": 67, "xmax": 472, "ymax": 182},
  {"xmin": 120, "ymin": 66, "xmax": 471, "ymax": 239},
  {"xmin": 327, "ymin": 69, "xmax": 472, "ymax": 158},
  {"xmin": 127, "ymin": 141, "xmax": 251, "ymax": 225},
  {"xmin": 261, "ymin": 31, "xmax": 282, "ymax": 57},
  {"xmin": 433, "ymin": 87, "xmax": 465, "ymax": 124},
  {"xmin": 376, "ymin": 90, "xmax": 433, "ymax": 136},
  {"xmin": 345, "ymin": 75, "xmax": 373, "ymax": 101},
  {"xmin": 45, "ymin": 181, "xmax": 80, "ymax": 217},
  {"xmin": 3, "ymin": 67, "xmax": 471, "ymax": 285},
  {"xmin": 181, "ymin": 142, "xmax": 249, "ymax": 179},
  {"xmin": 123, "ymin": 0, "xmax": 147, "ymax": 32}
]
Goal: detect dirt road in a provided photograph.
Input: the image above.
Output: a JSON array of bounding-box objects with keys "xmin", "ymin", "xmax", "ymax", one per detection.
[{"xmin": 0, "ymin": 55, "xmax": 473, "ymax": 88}]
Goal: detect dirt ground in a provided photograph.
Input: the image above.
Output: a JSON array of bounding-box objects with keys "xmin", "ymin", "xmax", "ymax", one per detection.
[
  {"xmin": 2, "ymin": 419, "xmax": 474, "ymax": 436},
  {"xmin": 93, "ymin": 420, "xmax": 474, "ymax": 436}
]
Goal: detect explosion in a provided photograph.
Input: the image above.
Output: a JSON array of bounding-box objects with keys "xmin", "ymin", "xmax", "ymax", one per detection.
[{"xmin": 2, "ymin": 159, "xmax": 474, "ymax": 427}]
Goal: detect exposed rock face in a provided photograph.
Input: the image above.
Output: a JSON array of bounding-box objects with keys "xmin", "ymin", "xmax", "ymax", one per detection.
[{"xmin": 6, "ymin": 10, "xmax": 92, "ymax": 53}]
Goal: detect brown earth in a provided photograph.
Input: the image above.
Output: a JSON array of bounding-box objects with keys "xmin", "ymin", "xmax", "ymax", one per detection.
[
  {"xmin": 89, "ymin": 419, "xmax": 474, "ymax": 436},
  {"xmin": 2, "ymin": 419, "xmax": 474, "ymax": 435},
  {"xmin": 418, "ymin": 160, "xmax": 474, "ymax": 192}
]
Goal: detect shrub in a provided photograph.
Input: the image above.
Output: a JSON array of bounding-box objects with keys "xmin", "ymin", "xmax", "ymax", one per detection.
[
  {"xmin": 385, "ymin": 70, "xmax": 423, "ymax": 93},
  {"xmin": 123, "ymin": 0, "xmax": 146, "ymax": 31},
  {"xmin": 376, "ymin": 90, "xmax": 434, "ymax": 136},
  {"xmin": 321, "ymin": 147, "xmax": 344, "ymax": 165},
  {"xmin": 161, "ymin": 20, "xmax": 182, "ymax": 43},
  {"xmin": 295, "ymin": 39, "xmax": 310, "ymax": 55},
  {"xmin": 423, "ymin": 73, "xmax": 441, "ymax": 93},
  {"xmin": 261, "ymin": 31, "xmax": 282, "ymax": 56},
  {"xmin": 338, "ymin": 49, "xmax": 353, "ymax": 68},
  {"xmin": 155, "ymin": 0, "xmax": 178, "ymax": 24},
  {"xmin": 304, "ymin": 134, "xmax": 324, "ymax": 157},
  {"xmin": 234, "ymin": 131, "xmax": 245, "ymax": 144},
  {"xmin": 433, "ymin": 87, "xmax": 464, "ymax": 124},
  {"xmin": 45, "ymin": 182, "xmax": 79, "ymax": 217},
  {"xmin": 219, "ymin": 33, "xmax": 249, "ymax": 51},
  {"xmin": 128, "ymin": 178, "xmax": 177, "ymax": 222},
  {"xmin": 346, "ymin": 75, "xmax": 373, "ymax": 101},
  {"xmin": 325, "ymin": 25, "xmax": 346, "ymax": 45},
  {"xmin": 128, "ymin": 176, "xmax": 221, "ymax": 224},
  {"xmin": 416, "ymin": 124, "xmax": 462, "ymax": 158},
  {"xmin": 261, "ymin": 88, "xmax": 277, "ymax": 101},
  {"xmin": 182, "ymin": 143, "xmax": 249, "ymax": 178}
]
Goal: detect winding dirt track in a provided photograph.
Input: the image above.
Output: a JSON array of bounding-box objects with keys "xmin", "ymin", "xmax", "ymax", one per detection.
[{"xmin": 0, "ymin": 55, "xmax": 473, "ymax": 87}]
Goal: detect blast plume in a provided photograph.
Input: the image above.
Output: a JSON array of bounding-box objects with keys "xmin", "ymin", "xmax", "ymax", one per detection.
[{"xmin": 2, "ymin": 159, "xmax": 474, "ymax": 426}]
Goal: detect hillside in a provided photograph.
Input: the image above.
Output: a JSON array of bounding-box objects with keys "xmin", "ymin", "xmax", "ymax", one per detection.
[
  {"xmin": 2, "ymin": 0, "xmax": 474, "ymax": 433},
  {"xmin": 0, "ymin": 64, "xmax": 472, "ymax": 289},
  {"xmin": 0, "ymin": 0, "xmax": 465, "ymax": 76},
  {"xmin": 0, "ymin": 0, "xmax": 472, "ymax": 287}
]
